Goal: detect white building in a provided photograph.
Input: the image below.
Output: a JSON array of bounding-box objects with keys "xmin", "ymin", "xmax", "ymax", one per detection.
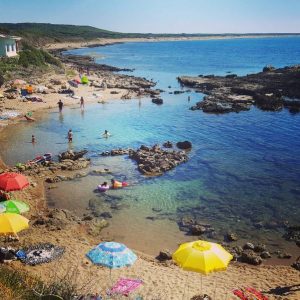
[{"xmin": 0, "ymin": 34, "xmax": 21, "ymax": 57}]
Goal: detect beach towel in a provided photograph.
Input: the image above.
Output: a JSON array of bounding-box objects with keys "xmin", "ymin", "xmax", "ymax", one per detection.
[
  {"xmin": 19, "ymin": 243, "xmax": 64, "ymax": 266},
  {"xmin": 108, "ymin": 278, "xmax": 143, "ymax": 297},
  {"xmin": 233, "ymin": 287, "xmax": 269, "ymax": 300}
]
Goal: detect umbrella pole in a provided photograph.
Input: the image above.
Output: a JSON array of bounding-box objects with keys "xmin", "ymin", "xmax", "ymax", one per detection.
[
  {"xmin": 182, "ymin": 272, "xmax": 188, "ymax": 300},
  {"xmin": 214, "ymin": 279, "xmax": 217, "ymax": 300},
  {"xmin": 201, "ymin": 275, "xmax": 203, "ymax": 294}
]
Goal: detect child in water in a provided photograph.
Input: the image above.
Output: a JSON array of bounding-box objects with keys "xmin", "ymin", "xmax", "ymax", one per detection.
[{"xmin": 31, "ymin": 135, "xmax": 36, "ymax": 143}]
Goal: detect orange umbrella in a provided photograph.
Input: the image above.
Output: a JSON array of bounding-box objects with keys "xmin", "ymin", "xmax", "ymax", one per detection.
[{"xmin": 0, "ymin": 173, "xmax": 29, "ymax": 192}]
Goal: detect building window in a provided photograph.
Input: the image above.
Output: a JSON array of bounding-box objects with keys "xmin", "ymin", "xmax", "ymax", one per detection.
[
  {"xmin": 6, "ymin": 45, "xmax": 10, "ymax": 52},
  {"xmin": 12, "ymin": 44, "xmax": 15, "ymax": 52}
]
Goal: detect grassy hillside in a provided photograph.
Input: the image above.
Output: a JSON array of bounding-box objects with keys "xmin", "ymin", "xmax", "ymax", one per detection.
[{"xmin": 0, "ymin": 23, "xmax": 128, "ymax": 46}]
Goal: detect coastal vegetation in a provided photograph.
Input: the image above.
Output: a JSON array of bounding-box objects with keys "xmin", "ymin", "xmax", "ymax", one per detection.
[
  {"xmin": 0, "ymin": 43, "xmax": 62, "ymax": 81},
  {"xmin": 0, "ymin": 264, "xmax": 94, "ymax": 300}
]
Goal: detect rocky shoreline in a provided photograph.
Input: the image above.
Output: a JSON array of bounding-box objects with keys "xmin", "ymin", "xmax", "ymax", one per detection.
[
  {"xmin": 51, "ymin": 49, "xmax": 161, "ymax": 98},
  {"xmin": 178, "ymin": 65, "xmax": 300, "ymax": 114}
]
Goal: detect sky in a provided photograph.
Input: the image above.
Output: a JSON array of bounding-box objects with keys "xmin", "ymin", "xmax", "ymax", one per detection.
[{"xmin": 0, "ymin": 0, "xmax": 299, "ymax": 34}]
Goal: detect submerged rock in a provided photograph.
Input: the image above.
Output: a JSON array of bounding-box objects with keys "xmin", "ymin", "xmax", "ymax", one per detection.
[
  {"xmin": 152, "ymin": 98, "xmax": 163, "ymax": 105},
  {"xmin": 176, "ymin": 141, "xmax": 192, "ymax": 150},
  {"xmin": 226, "ymin": 232, "xmax": 238, "ymax": 242}
]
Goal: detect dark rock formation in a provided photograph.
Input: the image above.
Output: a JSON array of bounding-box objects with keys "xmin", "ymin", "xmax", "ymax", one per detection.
[
  {"xmin": 174, "ymin": 90, "xmax": 185, "ymax": 95},
  {"xmin": 178, "ymin": 217, "xmax": 215, "ymax": 236},
  {"xmin": 191, "ymin": 295, "xmax": 212, "ymax": 300},
  {"xmin": 240, "ymin": 250, "xmax": 263, "ymax": 265},
  {"xmin": 152, "ymin": 98, "xmax": 163, "ymax": 105},
  {"xmin": 178, "ymin": 65, "xmax": 300, "ymax": 114},
  {"xmin": 226, "ymin": 232, "xmax": 238, "ymax": 242},
  {"xmin": 101, "ymin": 148, "xmax": 130, "ymax": 156},
  {"xmin": 243, "ymin": 242, "xmax": 255, "ymax": 250},
  {"xmin": 163, "ymin": 141, "xmax": 173, "ymax": 148},
  {"xmin": 176, "ymin": 141, "xmax": 192, "ymax": 150},
  {"xmin": 291, "ymin": 261, "xmax": 300, "ymax": 271},
  {"xmin": 156, "ymin": 249, "xmax": 172, "ymax": 261},
  {"xmin": 129, "ymin": 144, "xmax": 188, "ymax": 176},
  {"xmin": 260, "ymin": 251, "xmax": 272, "ymax": 259},
  {"xmin": 58, "ymin": 150, "xmax": 88, "ymax": 161},
  {"xmin": 263, "ymin": 65, "xmax": 276, "ymax": 72},
  {"xmin": 278, "ymin": 252, "xmax": 292, "ymax": 259},
  {"xmin": 283, "ymin": 225, "xmax": 300, "ymax": 245}
]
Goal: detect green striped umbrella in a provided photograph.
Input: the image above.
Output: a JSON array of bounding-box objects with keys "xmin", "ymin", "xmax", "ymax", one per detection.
[{"xmin": 2, "ymin": 200, "xmax": 30, "ymax": 214}]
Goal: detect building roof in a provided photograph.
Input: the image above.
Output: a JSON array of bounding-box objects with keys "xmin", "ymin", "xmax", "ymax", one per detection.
[{"xmin": 0, "ymin": 34, "xmax": 22, "ymax": 41}]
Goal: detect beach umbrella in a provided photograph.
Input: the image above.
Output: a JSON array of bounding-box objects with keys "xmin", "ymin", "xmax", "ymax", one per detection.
[
  {"xmin": 0, "ymin": 172, "xmax": 29, "ymax": 192},
  {"xmin": 2, "ymin": 200, "xmax": 30, "ymax": 214},
  {"xmin": 0, "ymin": 213, "xmax": 29, "ymax": 235},
  {"xmin": 173, "ymin": 240, "xmax": 233, "ymax": 299},
  {"xmin": 86, "ymin": 242, "xmax": 137, "ymax": 280}
]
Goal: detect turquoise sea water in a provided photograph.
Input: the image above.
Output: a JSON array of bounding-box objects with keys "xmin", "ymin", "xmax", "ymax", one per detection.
[{"xmin": 1, "ymin": 38, "xmax": 300, "ymax": 255}]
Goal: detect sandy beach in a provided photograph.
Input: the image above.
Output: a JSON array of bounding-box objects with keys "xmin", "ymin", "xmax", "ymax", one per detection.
[
  {"xmin": 0, "ymin": 42, "xmax": 300, "ymax": 300},
  {"xmin": 44, "ymin": 34, "xmax": 300, "ymax": 51}
]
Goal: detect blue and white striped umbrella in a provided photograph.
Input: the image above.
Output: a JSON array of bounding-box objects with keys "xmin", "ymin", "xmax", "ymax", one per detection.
[{"xmin": 86, "ymin": 242, "xmax": 137, "ymax": 269}]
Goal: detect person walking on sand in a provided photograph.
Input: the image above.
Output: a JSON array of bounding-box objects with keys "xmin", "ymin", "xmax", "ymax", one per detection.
[
  {"xmin": 80, "ymin": 96, "xmax": 84, "ymax": 109},
  {"xmin": 68, "ymin": 129, "xmax": 73, "ymax": 143},
  {"xmin": 58, "ymin": 99, "xmax": 63, "ymax": 112}
]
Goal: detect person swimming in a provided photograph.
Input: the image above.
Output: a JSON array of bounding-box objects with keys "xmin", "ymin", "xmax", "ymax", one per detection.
[
  {"xmin": 102, "ymin": 130, "xmax": 111, "ymax": 138},
  {"xmin": 101, "ymin": 182, "xmax": 108, "ymax": 187},
  {"xmin": 31, "ymin": 135, "xmax": 36, "ymax": 143}
]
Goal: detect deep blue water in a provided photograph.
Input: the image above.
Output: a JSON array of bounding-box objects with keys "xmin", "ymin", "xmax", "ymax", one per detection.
[{"xmin": 1, "ymin": 37, "xmax": 300, "ymax": 254}]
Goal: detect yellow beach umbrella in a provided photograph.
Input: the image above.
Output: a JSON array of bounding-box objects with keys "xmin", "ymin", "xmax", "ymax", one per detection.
[
  {"xmin": 173, "ymin": 240, "xmax": 233, "ymax": 299},
  {"xmin": 0, "ymin": 213, "xmax": 29, "ymax": 235},
  {"xmin": 173, "ymin": 240, "xmax": 233, "ymax": 274}
]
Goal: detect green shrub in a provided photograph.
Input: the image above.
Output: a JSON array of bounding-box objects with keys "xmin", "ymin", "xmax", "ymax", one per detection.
[
  {"xmin": 18, "ymin": 43, "xmax": 62, "ymax": 68},
  {"xmin": 41, "ymin": 50, "xmax": 62, "ymax": 67},
  {"xmin": 0, "ymin": 57, "xmax": 19, "ymax": 73}
]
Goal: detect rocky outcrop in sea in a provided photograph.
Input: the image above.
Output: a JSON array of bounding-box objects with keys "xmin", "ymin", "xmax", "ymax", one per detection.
[
  {"xmin": 129, "ymin": 144, "xmax": 189, "ymax": 176},
  {"xmin": 178, "ymin": 65, "xmax": 300, "ymax": 113}
]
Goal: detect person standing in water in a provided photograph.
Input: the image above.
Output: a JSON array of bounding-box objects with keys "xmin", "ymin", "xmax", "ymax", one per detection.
[
  {"xmin": 31, "ymin": 135, "xmax": 36, "ymax": 143},
  {"xmin": 68, "ymin": 129, "xmax": 73, "ymax": 143},
  {"xmin": 80, "ymin": 96, "xmax": 84, "ymax": 109},
  {"xmin": 188, "ymin": 96, "xmax": 191, "ymax": 102},
  {"xmin": 58, "ymin": 99, "xmax": 63, "ymax": 112}
]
